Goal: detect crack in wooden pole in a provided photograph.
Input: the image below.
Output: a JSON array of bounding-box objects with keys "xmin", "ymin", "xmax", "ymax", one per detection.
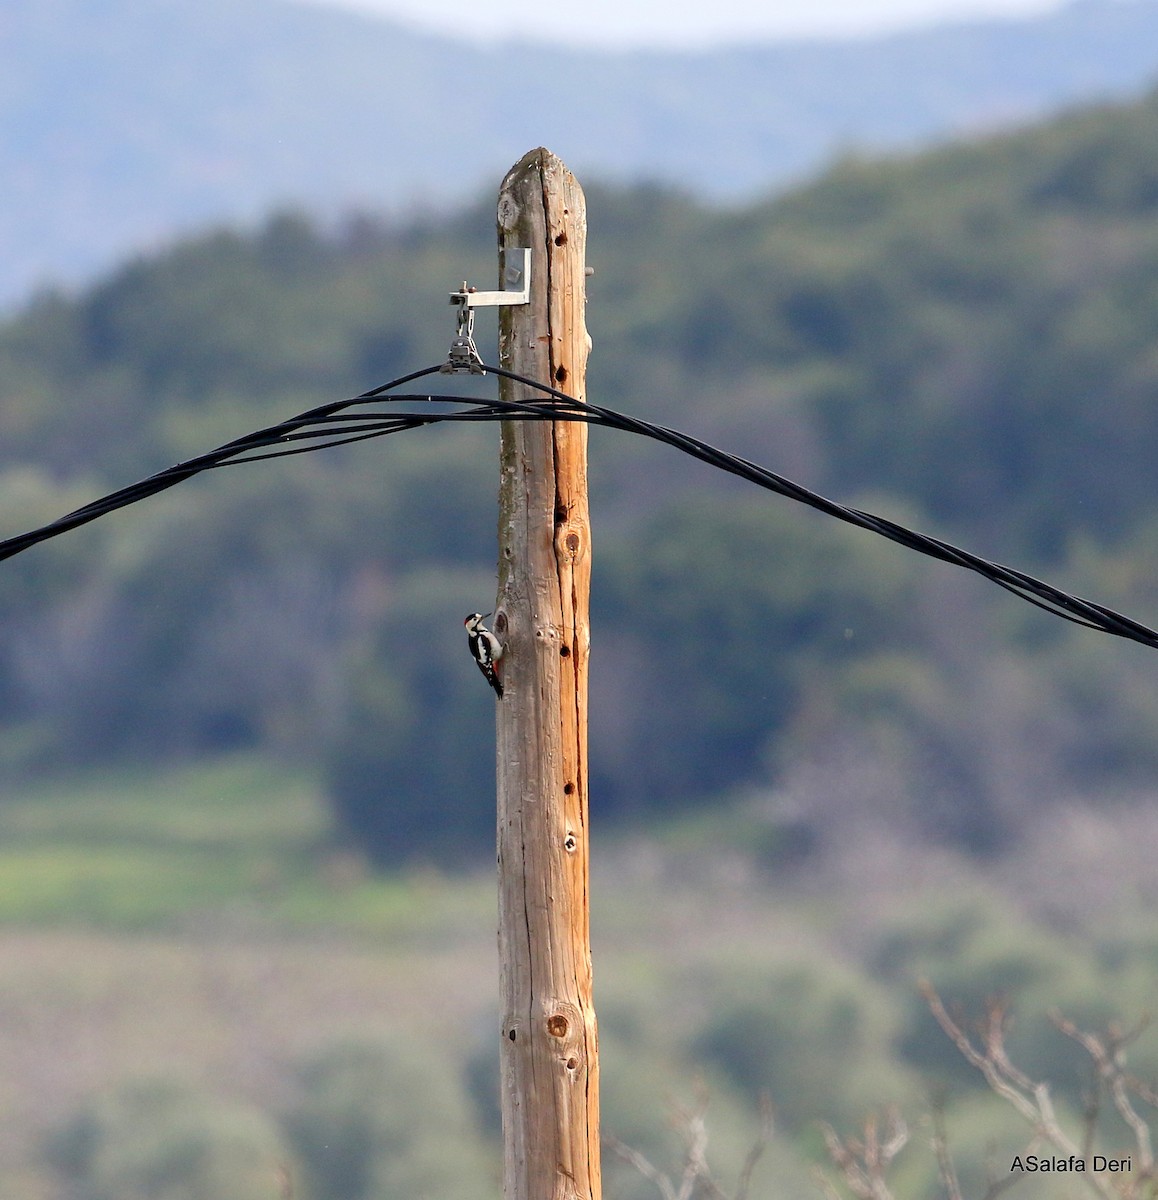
[{"xmin": 494, "ymin": 147, "xmax": 599, "ymax": 1200}]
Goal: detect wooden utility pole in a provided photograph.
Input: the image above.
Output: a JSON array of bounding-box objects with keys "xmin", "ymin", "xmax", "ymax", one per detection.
[{"xmin": 493, "ymin": 148, "xmax": 599, "ymax": 1200}]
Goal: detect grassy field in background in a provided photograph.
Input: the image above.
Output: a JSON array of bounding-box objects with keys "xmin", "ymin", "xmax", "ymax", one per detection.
[
  {"xmin": 0, "ymin": 756, "xmax": 493, "ymax": 934},
  {"xmin": 0, "ymin": 757, "xmax": 505, "ymax": 1196},
  {"xmin": 2, "ymin": 757, "xmax": 1157, "ymax": 1200}
]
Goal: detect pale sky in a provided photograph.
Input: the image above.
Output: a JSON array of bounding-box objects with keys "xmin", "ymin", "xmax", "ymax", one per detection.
[{"xmin": 306, "ymin": 0, "xmax": 1072, "ymax": 47}]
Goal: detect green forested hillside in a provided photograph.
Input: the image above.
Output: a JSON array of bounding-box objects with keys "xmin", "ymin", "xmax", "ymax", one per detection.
[{"xmin": 5, "ymin": 88, "xmax": 1158, "ymax": 861}]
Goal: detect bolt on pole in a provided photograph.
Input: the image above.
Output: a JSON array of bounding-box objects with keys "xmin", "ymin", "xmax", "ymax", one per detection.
[{"xmin": 492, "ymin": 147, "xmax": 600, "ymax": 1200}]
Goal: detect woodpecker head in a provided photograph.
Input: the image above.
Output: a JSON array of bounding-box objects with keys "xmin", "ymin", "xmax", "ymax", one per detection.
[{"xmin": 464, "ymin": 611, "xmax": 490, "ymax": 632}]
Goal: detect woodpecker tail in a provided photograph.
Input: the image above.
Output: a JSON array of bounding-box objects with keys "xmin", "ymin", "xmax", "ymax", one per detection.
[{"xmin": 481, "ymin": 662, "xmax": 503, "ymax": 698}]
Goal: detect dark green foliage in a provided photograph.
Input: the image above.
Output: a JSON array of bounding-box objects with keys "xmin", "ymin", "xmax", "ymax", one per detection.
[
  {"xmin": 282, "ymin": 1038, "xmax": 496, "ymax": 1200},
  {"xmin": 691, "ymin": 960, "xmax": 912, "ymax": 1132},
  {"xmin": 45, "ymin": 1079, "xmax": 293, "ymax": 1200},
  {"xmin": 593, "ymin": 493, "xmax": 921, "ymax": 815},
  {"xmin": 5, "ymin": 87, "xmax": 1158, "ymax": 859},
  {"xmin": 45, "ymin": 1043, "xmax": 497, "ymax": 1200},
  {"xmin": 324, "ymin": 566, "xmax": 500, "ymax": 865}
]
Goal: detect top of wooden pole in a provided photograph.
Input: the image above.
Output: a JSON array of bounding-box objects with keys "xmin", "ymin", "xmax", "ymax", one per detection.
[{"xmin": 496, "ymin": 146, "xmax": 591, "ymax": 400}]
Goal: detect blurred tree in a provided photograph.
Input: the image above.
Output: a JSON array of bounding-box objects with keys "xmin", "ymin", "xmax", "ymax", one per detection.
[
  {"xmin": 323, "ymin": 566, "xmax": 498, "ymax": 864},
  {"xmin": 692, "ymin": 959, "xmax": 914, "ymax": 1133},
  {"xmin": 45, "ymin": 1078, "xmax": 294, "ymax": 1200},
  {"xmin": 592, "ymin": 492, "xmax": 921, "ymax": 819},
  {"xmin": 2, "ymin": 86, "xmax": 1158, "ymax": 859},
  {"xmin": 283, "ymin": 1037, "xmax": 496, "ymax": 1200}
]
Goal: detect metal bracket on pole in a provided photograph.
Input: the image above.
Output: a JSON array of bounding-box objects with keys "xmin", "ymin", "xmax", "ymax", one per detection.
[{"xmin": 442, "ymin": 248, "xmax": 532, "ymax": 374}]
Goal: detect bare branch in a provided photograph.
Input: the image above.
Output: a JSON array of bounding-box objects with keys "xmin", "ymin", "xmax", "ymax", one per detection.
[
  {"xmin": 1053, "ymin": 1011, "xmax": 1157, "ymax": 1182},
  {"xmin": 930, "ymin": 1100, "xmax": 964, "ymax": 1200},
  {"xmin": 920, "ymin": 981, "xmax": 1042, "ymax": 1127},
  {"xmin": 275, "ymin": 1163, "xmax": 294, "ymax": 1200},
  {"xmin": 615, "ymin": 993, "xmax": 1158, "ymax": 1200},
  {"xmin": 608, "ymin": 1087, "xmax": 771, "ymax": 1200},
  {"xmin": 607, "ymin": 1136, "xmax": 678, "ymax": 1200},
  {"xmin": 819, "ymin": 1115, "xmax": 903, "ymax": 1200},
  {"xmin": 922, "ymin": 983, "xmax": 1158, "ymax": 1200},
  {"xmin": 811, "ymin": 1166, "xmax": 848, "ymax": 1200},
  {"xmin": 879, "ymin": 1107, "xmax": 909, "ymax": 1165},
  {"xmin": 734, "ymin": 1093, "xmax": 774, "ymax": 1200},
  {"xmin": 985, "ymin": 1000, "xmax": 1036, "ymax": 1095},
  {"xmin": 674, "ymin": 1105, "xmax": 714, "ymax": 1200}
]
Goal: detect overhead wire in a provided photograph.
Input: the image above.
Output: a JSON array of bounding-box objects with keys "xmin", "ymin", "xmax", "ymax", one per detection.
[
  {"xmin": 0, "ymin": 363, "xmax": 445, "ymax": 563},
  {"xmin": 1, "ymin": 359, "xmax": 1156, "ymax": 651},
  {"xmin": 482, "ymin": 363, "xmax": 1158, "ymax": 647}
]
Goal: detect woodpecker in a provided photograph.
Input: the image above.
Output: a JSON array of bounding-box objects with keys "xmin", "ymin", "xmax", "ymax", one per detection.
[{"xmin": 464, "ymin": 612, "xmax": 504, "ymax": 698}]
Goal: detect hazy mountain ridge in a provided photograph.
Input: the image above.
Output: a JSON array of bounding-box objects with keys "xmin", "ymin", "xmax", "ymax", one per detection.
[{"xmin": 5, "ymin": 0, "xmax": 1158, "ymax": 306}]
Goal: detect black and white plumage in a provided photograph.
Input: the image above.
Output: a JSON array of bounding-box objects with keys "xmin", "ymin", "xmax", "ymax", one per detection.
[{"xmin": 464, "ymin": 611, "xmax": 504, "ymax": 698}]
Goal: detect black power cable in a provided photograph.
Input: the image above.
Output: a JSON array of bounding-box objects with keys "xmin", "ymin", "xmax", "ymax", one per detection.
[
  {"xmin": 0, "ymin": 364, "xmax": 446, "ymax": 564},
  {"xmin": 2, "ymin": 360, "xmax": 1156, "ymax": 652},
  {"xmin": 482, "ymin": 364, "xmax": 1158, "ymax": 648}
]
